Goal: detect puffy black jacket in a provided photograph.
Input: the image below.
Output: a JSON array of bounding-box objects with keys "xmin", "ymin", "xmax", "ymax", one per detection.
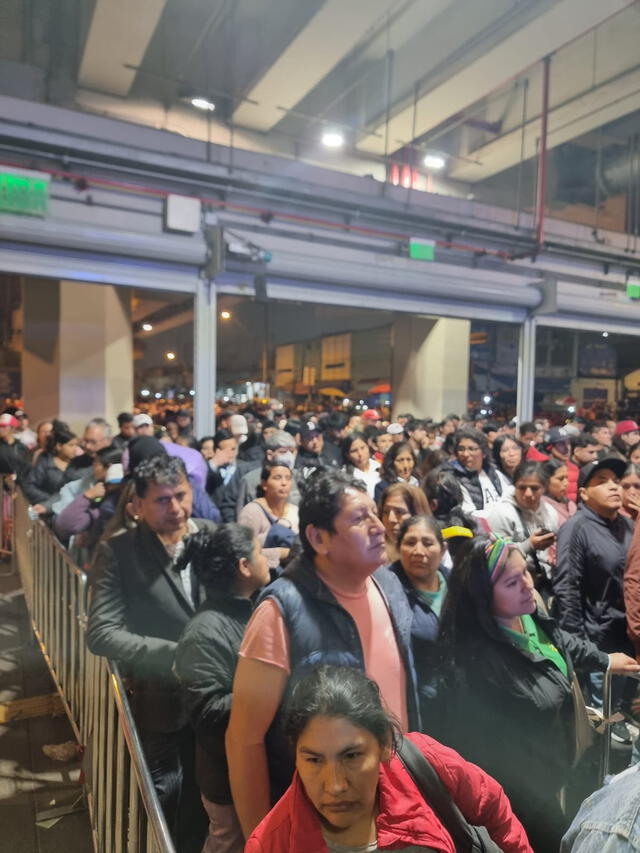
[
  {"xmin": 553, "ymin": 504, "xmax": 633, "ymax": 651},
  {"xmin": 386, "ymin": 560, "xmax": 449, "ymax": 719},
  {"xmin": 443, "ymin": 459, "xmax": 503, "ymax": 510},
  {"xmin": 22, "ymin": 453, "xmax": 70, "ymax": 505},
  {"xmin": 260, "ymin": 554, "xmax": 420, "ymax": 800},
  {"xmin": 174, "ymin": 593, "xmax": 252, "ymax": 804}
]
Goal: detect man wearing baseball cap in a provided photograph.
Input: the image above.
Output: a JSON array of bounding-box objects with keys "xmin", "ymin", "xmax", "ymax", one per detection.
[
  {"xmin": 0, "ymin": 412, "xmax": 30, "ymax": 477},
  {"xmin": 133, "ymin": 413, "xmax": 155, "ymax": 437},
  {"xmin": 554, "ymin": 456, "xmax": 636, "ymax": 737}
]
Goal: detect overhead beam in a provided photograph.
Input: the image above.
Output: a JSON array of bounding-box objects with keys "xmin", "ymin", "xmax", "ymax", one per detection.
[
  {"xmin": 232, "ymin": 0, "xmax": 396, "ymax": 132},
  {"xmin": 78, "ymin": 0, "xmax": 168, "ymax": 96},
  {"xmin": 450, "ymin": 67, "xmax": 640, "ymax": 182},
  {"xmin": 357, "ymin": 0, "xmax": 635, "ymax": 156}
]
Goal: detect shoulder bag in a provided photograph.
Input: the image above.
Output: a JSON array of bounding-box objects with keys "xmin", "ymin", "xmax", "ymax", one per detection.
[{"xmin": 397, "ymin": 736, "xmax": 504, "ymax": 853}]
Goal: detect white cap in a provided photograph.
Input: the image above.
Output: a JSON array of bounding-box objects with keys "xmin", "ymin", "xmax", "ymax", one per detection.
[
  {"xmin": 229, "ymin": 414, "xmax": 248, "ymax": 435},
  {"xmin": 386, "ymin": 423, "xmax": 404, "ymax": 435},
  {"xmin": 133, "ymin": 413, "xmax": 153, "ymax": 428}
]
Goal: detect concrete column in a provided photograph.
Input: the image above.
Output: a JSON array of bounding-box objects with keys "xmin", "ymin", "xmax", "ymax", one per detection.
[
  {"xmin": 194, "ymin": 277, "xmax": 217, "ymax": 437},
  {"xmin": 22, "ymin": 279, "xmax": 133, "ymax": 434},
  {"xmin": 516, "ymin": 316, "xmax": 537, "ymax": 424},
  {"xmin": 391, "ymin": 315, "xmax": 470, "ymax": 420}
]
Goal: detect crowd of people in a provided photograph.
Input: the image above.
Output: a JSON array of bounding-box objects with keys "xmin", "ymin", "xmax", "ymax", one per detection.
[{"xmin": 2, "ymin": 401, "xmax": 640, "ymax": 852}]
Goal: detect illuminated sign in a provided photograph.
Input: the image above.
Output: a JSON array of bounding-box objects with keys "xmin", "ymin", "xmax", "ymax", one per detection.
[{"xmin": 0, "ymin": 168, "xmax": 49, "ymax": 216}]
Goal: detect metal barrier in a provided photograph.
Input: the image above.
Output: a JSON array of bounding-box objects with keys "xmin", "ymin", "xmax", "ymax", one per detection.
[
  {"xmin": 13, "ymin": 487, "xmax": 176, "ymax": 853},
  {"xmin": 0, "ymin": 473, "xmax": 16, "ymax": 575},
  {"xmin": 600, "ymin": 668, "xmax": 640, "ymax": 783}
]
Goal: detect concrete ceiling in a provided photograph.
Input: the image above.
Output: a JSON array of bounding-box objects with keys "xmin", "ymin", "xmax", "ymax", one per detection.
[{"xmin": 2, "ymin": 0, "xmax": 640, "ymax": 200}]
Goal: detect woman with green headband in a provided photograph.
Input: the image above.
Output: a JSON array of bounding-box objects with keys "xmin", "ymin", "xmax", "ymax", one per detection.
[{"xmin": 437, "ymin": 534, "xmax": 639, "ymax": 853}]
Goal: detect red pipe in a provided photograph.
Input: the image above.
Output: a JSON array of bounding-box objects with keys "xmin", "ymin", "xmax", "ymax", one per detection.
[
  {"xmin": 0, "ymin": 158, "xmax": 514, "ymax": 260},
  {"xmin": 535, "ymin": 55, "xmax": 551, "ymax": 248}
]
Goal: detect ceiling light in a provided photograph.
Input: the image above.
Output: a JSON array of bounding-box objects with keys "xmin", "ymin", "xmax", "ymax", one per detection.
[
  {"xmin": 220, "ymin": 310, "xmax": 231, "ymax": 320},
  {"xmin": 154, "ymin": 392, "xmax": 162, "ymax": 399},
  {"xmin": 142, "ymin": 323, "xmax": 153, "ymax": 332},
  {"xmin": 165, "ymin": 351, "xmax": 176, "ymax": 361},
  {"xmin": 191, "ymin": 97, "xmax": 215, "ymax": 112},
  {"xmin": 322, "ymin": 130, "xmax": 345, "ymax": 149},
  {"xmin": 140, "ymin": 389, "xmax": 150, "ymax": 397},
  {"xmin": 423, "ymin": 153, "xmax": 446, "ymax": 170},
  {"xmin": 602, "ymin": 332, "xmax": 609, "ymax": 337}
]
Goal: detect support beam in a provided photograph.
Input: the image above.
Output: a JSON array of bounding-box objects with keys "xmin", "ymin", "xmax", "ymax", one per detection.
[
  {"xmin": 233, "ymin": 0, "xmax": 395, "ymax": 132},
  {"xmin": 78, "ymin": 0, "xmax": 167, "ymax": 96},
  {"xmin": 516, "ymin": 316, "xmax": 537, "ymax": 424},
  {"xmin": 357, "ymin": 0, "xmax": 634, "ymax": 156},
  {"xmin": 194, "ymin": 278, "xmax": 217, "ymax": 438}
]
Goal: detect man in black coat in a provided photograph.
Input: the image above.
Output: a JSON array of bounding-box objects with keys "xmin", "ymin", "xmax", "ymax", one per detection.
[
  {"xmin": 86, "ymin": 455, "xmax": 214, "ymax": 853},
  {"xmin": 554, "ymin": 457, "xmax": 634, "ymax": 721}
]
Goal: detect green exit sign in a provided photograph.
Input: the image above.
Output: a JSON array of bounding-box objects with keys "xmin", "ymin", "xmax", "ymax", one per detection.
[
  {"xmin": 409, "ymin": 238, "xmax": 435, "ymax": 261},
  {"xmin": 0, "ymin": 169, "xmax": 49, "ymax": 216},
  {"xmin": 627, "ymin": 281, "xmax": 640, "ymax": 300}
]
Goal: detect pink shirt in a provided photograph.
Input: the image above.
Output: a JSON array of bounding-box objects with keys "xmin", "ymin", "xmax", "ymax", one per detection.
[{"xmin": 239, "ymin": 572, "xmax": 408, "ymax": 731}]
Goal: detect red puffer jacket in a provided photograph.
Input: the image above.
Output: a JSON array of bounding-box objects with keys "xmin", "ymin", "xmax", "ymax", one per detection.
[{"xmin": 245, "ymin": 733, "xmax": 532, "ymax": 853}]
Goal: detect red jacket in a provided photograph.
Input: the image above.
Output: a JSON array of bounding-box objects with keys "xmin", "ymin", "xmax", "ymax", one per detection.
[
  {"xmin": 566, "ymin": 460, "xmax": 579, "ymax": 504},
  {"xmin": 245, "ymin": 733, "xmax": 532, "ymax": 853},
  {"xmin": 625, "ymin": 518, "xmax": 640, "ymax": 658}
]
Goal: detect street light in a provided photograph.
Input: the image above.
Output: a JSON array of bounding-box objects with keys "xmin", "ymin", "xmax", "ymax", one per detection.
[{"xmin": 165, "ymin": 351, "xmax": 176, "ymax": 361}]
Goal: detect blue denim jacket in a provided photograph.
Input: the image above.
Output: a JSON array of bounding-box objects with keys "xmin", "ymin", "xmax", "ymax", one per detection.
[{"xmin": 561, "ymin": 766, "xmax": 640, "ymax": 852}]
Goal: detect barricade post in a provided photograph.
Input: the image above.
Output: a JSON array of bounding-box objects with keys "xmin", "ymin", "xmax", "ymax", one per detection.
[
  {"xmin": 600, "ymin": 668, "xmax": 640, "ymax": 783},
  {"xmin": 13, "ymin": 487, "xmax": 176, "ymax": 853}
]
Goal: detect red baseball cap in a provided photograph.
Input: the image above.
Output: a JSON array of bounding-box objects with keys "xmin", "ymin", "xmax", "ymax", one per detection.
[
  {"xmin": 362, "ymin": 409, "xmax": 381, "ymax": 421},
  {"xmin": 0, "ymin": 414, "xmax": 19, "ymax": 427}
]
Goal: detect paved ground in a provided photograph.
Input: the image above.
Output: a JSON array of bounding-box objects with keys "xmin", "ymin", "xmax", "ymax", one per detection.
[{"xmin": 0, "ymin": 566, "xmax": 94, "ymax": 852}]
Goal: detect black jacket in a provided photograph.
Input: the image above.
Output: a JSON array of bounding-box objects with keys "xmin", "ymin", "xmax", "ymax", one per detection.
[
  {"xmin": 86, "ymin": 518, "xmax": 215, "ymax": 732},
  {"xmin": 386, "ymin": 561, "xmax": 449, "ymax": 717},
  {"xmin": 442, "ymin": 459, "xmax": 503, "ymax": 510},
  {"xmin": 0, "ymin": 438, "xmax": 30, "ymax": 478},
  {"xmin": 438, "ymin": 609, "xmax": 608, "ymax": 819},
  {"xmin": 260, "ymin": 554, "xmax": 420, "ymax": 800},
  {"xmin": 553, "ymin": 504, "xmax": 634, "ymax": 650},
  {"xmin": 174, "ymin": 593, "xmax": 253, "ymax": 804},
  {"xmin": 22, "ymin": 453, "xmax": 70, "ymax": 505}
]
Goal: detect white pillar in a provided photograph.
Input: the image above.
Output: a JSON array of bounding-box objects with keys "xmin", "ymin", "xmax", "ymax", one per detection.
[
  {"xmin": 516, "ymin": 316, "xmax": 537, "ymax": 424},
  {"xmin": 391, "ymin": 315, "xmax": 470, "ymax": 420},
  {"xmin": 193, "ymin": 277, "xmax": 217, "ymax": 437},
  {"xmin": 22, "ymin": 278, "xmax": 133, "ymax": 434}
]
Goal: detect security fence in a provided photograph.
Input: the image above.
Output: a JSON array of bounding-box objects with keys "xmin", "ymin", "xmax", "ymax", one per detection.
[{"xmin": 13, "ymin": 486, "xmax": 175, "ymax": 853}]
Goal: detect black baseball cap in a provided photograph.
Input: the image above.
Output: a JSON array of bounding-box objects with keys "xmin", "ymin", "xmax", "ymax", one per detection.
[{"xmin": 578, "ymin": 456, "xmax": 627, "ymax": 489}]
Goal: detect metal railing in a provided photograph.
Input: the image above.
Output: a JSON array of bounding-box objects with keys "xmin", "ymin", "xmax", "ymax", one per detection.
[
  {"xmin": 600, "ymin": 668, "xmax": 640, "ymax": 783},
  {"xmin": 13, "ymin": 487, "xmax": 175, "ymax": 853},
  {"xmin": 0, "ymin": 473, "xmax": 16, "ymax": 575}
]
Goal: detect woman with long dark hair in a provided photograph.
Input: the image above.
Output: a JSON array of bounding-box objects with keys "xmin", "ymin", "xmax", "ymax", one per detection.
[
  {"xmin": 23, "ymin": 419, "xmax": 79, "ymax": 513},
  {"xmin": 340, "ymin": 431, "xmax": 380, "ymax": 498},
  {"xmin": 492, "ymin": 435, "xmax": 524, "ymax": 486},
  {"xmin": 377, "ymin": 482, "xmax": 430, "ymax": 563},
  {"xmin": 374, "ymin": 441, "xmax": 419, "ymax": 503},
  {"xmin": 437, "ymin": 535, "xmax": 639, "ymax": 851}
]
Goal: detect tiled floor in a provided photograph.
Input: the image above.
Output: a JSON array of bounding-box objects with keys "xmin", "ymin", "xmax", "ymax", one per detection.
[{"xmin": 0, "ymin": 568, "xmax": 94, "ymax": 852}]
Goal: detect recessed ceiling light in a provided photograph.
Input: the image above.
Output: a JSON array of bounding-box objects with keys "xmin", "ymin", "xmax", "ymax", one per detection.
[
  {"xmin": 191, "ymin": 97, "xmax": 215, "ymax": 112},
  {"xmin": 142, "ymin": 322, "xmax": 153, "ymax": 332},
  {"xmin": 322, "ymin": 130, "xmax": 345, "ymax": 149},
  {"xmin": 423, "ymin": 153, "xmax": 446, "ymax": 170},
  {"xmin": 165, "ymin": 351, "xmax": 176, "ymax": 360}
]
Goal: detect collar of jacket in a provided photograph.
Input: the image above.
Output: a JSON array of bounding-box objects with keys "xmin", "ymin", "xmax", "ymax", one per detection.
[
  {"xmin": 577, "ymin": 502, "xmax": 625, "ymax": 529},
  {"xmin": 283, "ymin": 750, "xmax": 456, "ymax": 852},
  {"xmin": 197, "ymin": 591, "xmax": 253, "ymax": 616}
]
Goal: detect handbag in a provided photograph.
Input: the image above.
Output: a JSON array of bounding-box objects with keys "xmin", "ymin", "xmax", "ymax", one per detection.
[{"xmin": 397, "ymin": 736, "xmax": 504, "ymax": 853}]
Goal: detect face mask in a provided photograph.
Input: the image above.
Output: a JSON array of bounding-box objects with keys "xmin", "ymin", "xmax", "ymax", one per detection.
[{"xmin": 274, "ymin": 450, "xmax": 295, "ymax": 470}]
